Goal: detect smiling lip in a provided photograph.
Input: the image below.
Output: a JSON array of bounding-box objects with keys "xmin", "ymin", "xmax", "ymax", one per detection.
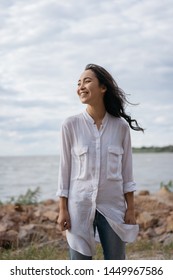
[{"xmin": 80, "ymin": 92, "xmax": 88, "ymax": 97}]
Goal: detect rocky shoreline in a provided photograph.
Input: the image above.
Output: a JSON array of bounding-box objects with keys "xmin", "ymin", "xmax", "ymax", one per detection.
[{"xmin": 0, "ymin": 187, "xmax": 173, "ymax": 251}]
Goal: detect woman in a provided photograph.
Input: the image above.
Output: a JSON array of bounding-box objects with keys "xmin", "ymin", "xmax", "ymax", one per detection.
[{"xmin": 57, "ymin": 63, "xmax": 143, "ymax": 260}]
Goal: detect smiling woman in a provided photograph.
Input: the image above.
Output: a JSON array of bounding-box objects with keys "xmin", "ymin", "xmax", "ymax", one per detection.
[{"xmin": 56, "ymin": 63, "xmax": 144, "ymax": 260}]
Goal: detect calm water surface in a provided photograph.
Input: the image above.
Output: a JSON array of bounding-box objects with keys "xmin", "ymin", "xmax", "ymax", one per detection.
[{"xmin": 0, "ymin": 153, "xmax": 172, "ymax": 202}]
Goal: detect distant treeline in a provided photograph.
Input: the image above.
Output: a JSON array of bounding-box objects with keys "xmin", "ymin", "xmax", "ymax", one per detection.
[{"xmin": 132, "ymin": 145, "xmax": 173, "ymax": 153}]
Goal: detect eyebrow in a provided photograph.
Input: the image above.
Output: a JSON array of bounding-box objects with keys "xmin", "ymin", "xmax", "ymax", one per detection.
[{"xmin": 78, "ymin": 77, "xmax": 93, "ymax": 82}]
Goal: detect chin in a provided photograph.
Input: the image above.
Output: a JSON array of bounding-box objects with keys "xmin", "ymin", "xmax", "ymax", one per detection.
[{"xmin": 80, "ymin": 99, "xmax": 89, "ymax": 104}]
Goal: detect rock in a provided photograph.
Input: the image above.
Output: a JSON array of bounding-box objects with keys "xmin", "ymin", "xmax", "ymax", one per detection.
[
  {"xmin": 0, "ymin": 192, "xmax": 173, "ymax": 251},
  {"xmin": 144, "ymin": 228, "xmax": 156, "ymax": 237},
  {"xmin": 34, "ymin": 208, "xmax": 42, "ymax": 218},
  {"xmin": 0, "ymin": 230, "xmax": 18, "ymax": 249},
  {"xmin": 163, "ymin": 234, "xmax": 173, "ymax": 246},
  {"xmin": 137, "ymin": 211, "xmax": 158, "ymax": 229},
  {"xmin": 0, "ymin": 200, "xmax": 62, "ymax": 249},
  {"xmin": 155, "ymin": 225, "xmax": 166, "ymax": 236},
  {"xmin": 155, "ymin": 186, "xmax": 173, "ymax": 206},
  {"xmin": 0, "ymin": 224, "xmax": 8, "ymax": 232},
  {"xmin": 158, "ymin": 186, "xmax": 173, "ymax": 196},
  {"xmin": 43, "ymin": 199, "xmax": 56, "ymax": 206},
  {"xmin": 138, "ymin": 190, "xmax": 150, "ymax": 196},
  {"xmin": 166, "ymin": 214, "xmax": 173, "ymax": 232},
  {"xmin": 43, "ymin": 211, "xmax": 58, "ymax": 222},
  {"xmin": 14, "ymin": 204, "xmax": 24, "ymax": 212},
  {"xmin": 18, "ymin": 224, "xmax": 48, "ymax": 247}
]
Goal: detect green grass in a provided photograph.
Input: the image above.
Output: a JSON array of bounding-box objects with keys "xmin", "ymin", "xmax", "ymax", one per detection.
[
  {"xmin": 0, "ymin": 242, "xmax": 69, "ymax": 260},
  {"xmin": 1, "ymin": 240, "xmax": 173, "ymax": 260},
  {"xmin": 0, "ymin": 187, "xmax": 40, "ymax": 205},
  {"xmin": 126, "ymin": 240, "xmax": 173, "ymax": 259}
]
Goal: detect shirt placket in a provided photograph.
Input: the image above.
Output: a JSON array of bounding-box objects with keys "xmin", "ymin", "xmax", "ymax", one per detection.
[
  {"xmin": 92, "ymin": 126, "xmax": 101, "ymax": 197},
  {"xmin": 95, "ymin": 135, "xmax": 101, "ymax": 187},
  {"xmin": 88, "ymin": 126, "xmax": 101, "ymax": 254}
]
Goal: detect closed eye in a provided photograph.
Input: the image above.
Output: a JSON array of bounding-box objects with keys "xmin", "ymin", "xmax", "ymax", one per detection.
[
  {"xmin": 77, "ymin": 77, "xmax": 92, "ymax": 87},
  {"xmin": 85, "ymin": 79, "xmax": 91, "ymax": 83}
]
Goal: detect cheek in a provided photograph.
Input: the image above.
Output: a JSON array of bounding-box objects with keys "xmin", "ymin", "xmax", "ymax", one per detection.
[{"xmin": 76, "ymin": 87, "xmax": 80, "ymax": 95}]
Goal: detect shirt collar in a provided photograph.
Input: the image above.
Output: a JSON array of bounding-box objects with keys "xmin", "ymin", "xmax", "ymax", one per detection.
[{"xmin": 83, "ymin": 109, "xmax": 109, "ymax": 126}]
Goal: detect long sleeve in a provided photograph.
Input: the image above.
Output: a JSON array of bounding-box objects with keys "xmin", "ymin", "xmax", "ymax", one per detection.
[
  {"xmin": 56, "ymin": 123, "xmax": 71, "ymax": 198},
  {"xmin": 122, "ymin": 124, "xmax": 136, "ymax": 194}
]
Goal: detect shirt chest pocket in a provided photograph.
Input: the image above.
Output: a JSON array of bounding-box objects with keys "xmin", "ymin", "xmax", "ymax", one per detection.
[
  {"xmin": 71, "ymin": 146, "xmax": 88, "ymax": 180},
  {"xmin": 107, "ymin": 146, "xmax": 124, "ymax": 180}
]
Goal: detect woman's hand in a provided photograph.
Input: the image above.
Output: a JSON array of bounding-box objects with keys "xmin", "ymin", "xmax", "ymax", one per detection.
[
  {"xmin": 57, "ymin": 197, "xmax": 71, "ymax": 231},
  {"xmin": 124, "ymin": 191, "xmax": 136, "ymax": 224},
  {"xmin": 57, "ymin": 209, "xmax": 71, "ymax": 231},
  {"xmin": 124, "ymin": 208, "xmax": 136, "ymax": 225}
]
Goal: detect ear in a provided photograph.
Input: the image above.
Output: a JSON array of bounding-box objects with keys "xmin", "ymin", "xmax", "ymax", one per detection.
[{"xmin": 101, "ymin": 85, "xmax": 107, "ymax": 94}]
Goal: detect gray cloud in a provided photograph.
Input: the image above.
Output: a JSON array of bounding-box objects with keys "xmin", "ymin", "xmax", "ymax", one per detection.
[{"xmin": 0, "ymin": 0, "xmax": 173, "ymax": 155}]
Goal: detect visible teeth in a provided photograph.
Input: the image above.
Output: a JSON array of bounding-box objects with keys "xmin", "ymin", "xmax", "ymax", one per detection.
[{"xmin": 80, "ymin": 92, "xmax": 87, "ymax": 97}]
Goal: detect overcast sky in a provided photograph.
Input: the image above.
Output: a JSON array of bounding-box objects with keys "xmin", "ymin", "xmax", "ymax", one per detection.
[{"xmin": 0, "ymin": 0, "xmax": 173, "ymax": 156}]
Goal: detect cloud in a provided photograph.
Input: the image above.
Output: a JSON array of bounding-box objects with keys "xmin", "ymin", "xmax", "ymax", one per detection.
[{"xmin": 0, "ymin": 0, "xmax": 173, "ymax": 155}]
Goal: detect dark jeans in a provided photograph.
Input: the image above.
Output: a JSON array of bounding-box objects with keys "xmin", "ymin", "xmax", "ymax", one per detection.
[{"xmin": 69, "ymin": 210, "xmax": 126, "ymax": 260}]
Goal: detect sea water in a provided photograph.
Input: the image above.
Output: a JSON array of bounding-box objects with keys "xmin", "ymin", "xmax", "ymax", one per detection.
[{"xmin": 0, "ymin": 153, "xmax": 172, "ymax": 203}]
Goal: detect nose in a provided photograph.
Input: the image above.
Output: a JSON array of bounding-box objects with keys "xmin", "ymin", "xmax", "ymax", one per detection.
[
  {"xmin": 79, "ymin": 82, "xmax": 85, "ymax": 90},
  {"xmin": 77, "ymin": 81, "xmax": 85, "ymax": 94}
]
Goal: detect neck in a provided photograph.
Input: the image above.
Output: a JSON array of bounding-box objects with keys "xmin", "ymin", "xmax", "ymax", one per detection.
[{"xmin": 86, "ymin": 104, "xmax": 106, "ymax": 123}]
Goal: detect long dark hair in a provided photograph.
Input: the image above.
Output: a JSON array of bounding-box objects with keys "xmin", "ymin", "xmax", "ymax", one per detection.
[{"xmin": 85, "ymin": 63, "xmax": 144, "ymax": 132}]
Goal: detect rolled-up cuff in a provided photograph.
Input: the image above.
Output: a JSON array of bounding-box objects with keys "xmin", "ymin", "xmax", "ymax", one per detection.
[
  {"xmin": 123, "ymin": 181, "xmax": 136, "ymax": 194},
  {"xmin": 56, "ymin": 189, "xmax": 69, "ymax": 198}
]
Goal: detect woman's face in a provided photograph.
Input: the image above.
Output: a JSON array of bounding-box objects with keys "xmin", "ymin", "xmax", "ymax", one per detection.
[{"xmin": 77, "ymin": 69, "xmax": 106, "ymax": 106}]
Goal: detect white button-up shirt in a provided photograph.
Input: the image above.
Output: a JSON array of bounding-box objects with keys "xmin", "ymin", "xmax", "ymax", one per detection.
[{"xmin": 57, "ymin": 110, "xmax": 139, "ymax": 256}]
